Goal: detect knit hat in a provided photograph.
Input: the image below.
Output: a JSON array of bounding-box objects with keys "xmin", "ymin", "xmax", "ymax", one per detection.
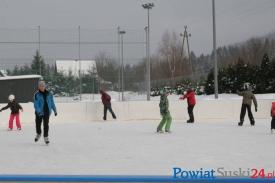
[{"xmin": 8, "ymin": 94, "xmax": 15, "ymax": 101}]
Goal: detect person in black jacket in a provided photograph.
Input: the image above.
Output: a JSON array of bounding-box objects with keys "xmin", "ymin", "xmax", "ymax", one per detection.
[{"xmin": 0, "ymin": 94, "xmax": 23, "ymax": 130}]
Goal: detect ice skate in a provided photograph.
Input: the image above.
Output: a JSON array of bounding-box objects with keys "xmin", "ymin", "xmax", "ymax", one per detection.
[
  {"xmin": 44, "ymin": 137, "xmax": 50, "ymax": 145},
  {"xmin": 34, "ymin": 134, "xmax": 41, "ymax": 142},
  {"xmin": 165, "ymin": 130, "xmax": 172, "ymax": 133},
  {"xmin": 157, "ymin": 129, "xmax": 164, "ymax": 133},
  {"xmin": 7, "ymin": 128, "xmax": 12, "ymax": 131},
  {"xmin": 238, "ymin": 122, "xmax": 243, "ymax": 126}
]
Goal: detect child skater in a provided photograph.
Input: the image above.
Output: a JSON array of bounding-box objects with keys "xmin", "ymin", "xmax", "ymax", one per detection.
[
  {"xmin": 0, "ymin": 94, "xmax": 23, "ymax": 131},
  {"xmin": 271, "ymin": 102, "xmax": 275, "ymax": 134},
  {"xmin": 157, "ymin": 89, "xmax": 172, "ymax": 133},
  {"xmin": 180, "ymin": 88, "xmax": 196, "ymax": 123}
]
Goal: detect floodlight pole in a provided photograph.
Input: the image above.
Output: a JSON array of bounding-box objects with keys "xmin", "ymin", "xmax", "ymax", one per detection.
[
  {"xmin": 212, "ymin": 0, "xmax": 218, "ymax": 99},
  {"xmin": 142, "ymin": 2, "xmax": 154, "ymax": 101},
  {"xmin": 119, "ymin": 30, "xmax": 126, "ymax": 101},
  {"xmin": 117, "ymin": 26, "xmax": 121, "ymax": 101},
  {"xmin": 38, "ymin": 25, "xmax": 41, "ymax": 75},
  {"xmin": 78, "ymin": 25, "xmax": 82, "ymax": 101}
]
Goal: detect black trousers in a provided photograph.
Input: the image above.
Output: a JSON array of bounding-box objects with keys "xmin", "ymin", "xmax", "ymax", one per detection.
[
  {"xmin": 103, "ymin": 104, "xmax": 116, "ymax": 120},
  {"xmin": 35, "ymin": 114, "xmax": 50, "ymax": 137},
  {"xmin": 271, "ymin": 117, "xmax": 275, "ymax": 129},
  {"xmin": 240, "ymin": 104, "xmax": 255, "ymax": 125},
  {"xmin": 188, "ymin": 105, "xmax": 195, "ymax": 122}
]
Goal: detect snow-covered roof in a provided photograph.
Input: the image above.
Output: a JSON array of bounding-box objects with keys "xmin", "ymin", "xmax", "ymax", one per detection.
[
  {"xmin": 0, "ymin": 70, "xmax": 8, "ymax": 77},
  {"xmin": 0, "ymin": 75, "xmax": 41, "ymax": 81},
  {"xmin": 56, "ymin": 60, "xmax": 97, "ymax": 77}
]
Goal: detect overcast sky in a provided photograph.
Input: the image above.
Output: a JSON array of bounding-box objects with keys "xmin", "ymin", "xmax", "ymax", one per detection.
[{"xmin": 1, "ymin": 0, "xmax": 275, "ymax": 67}]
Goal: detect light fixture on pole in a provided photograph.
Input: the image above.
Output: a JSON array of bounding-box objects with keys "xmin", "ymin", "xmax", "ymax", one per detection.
[{"xmin": 142, "ymin": 2, "xmax": 154, "ymax": 101}]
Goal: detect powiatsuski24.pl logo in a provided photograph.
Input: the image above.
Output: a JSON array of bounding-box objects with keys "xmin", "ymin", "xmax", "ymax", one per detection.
[{"xmin": 173, "ymin": 167, "xmax": 275, "ymax": 180}]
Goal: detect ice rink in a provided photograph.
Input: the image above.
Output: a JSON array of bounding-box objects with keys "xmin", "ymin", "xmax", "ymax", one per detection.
[{"xmin": 0, "ymin": 120, "xmax": 274, "ymax": 176}]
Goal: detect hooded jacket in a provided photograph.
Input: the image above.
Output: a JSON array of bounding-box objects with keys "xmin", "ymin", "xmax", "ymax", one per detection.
[
  {"xmin": 34, "ymin": 90, "xmax": 57, "ymax": 116},
  {"xmin": 271, "ymin": 102, "xmax": 275, "ymax": 117},
  {"xmin": 180, "ymin": 89, "xmax": 196, "ymax": 106},
  {"xmin": 237, "ymin": 90, "xmax": 257, "ymax": 108},
  {"xmin": 159, "ymin": 94, "xmax": 169, "ymax": 116},
  {"xmin": 0, "ymin": 101, "xmax": 22, "ymax": 114},
  {"xmin": 100, "ymin": 91, "xmax": 111, "ymax": 106}
]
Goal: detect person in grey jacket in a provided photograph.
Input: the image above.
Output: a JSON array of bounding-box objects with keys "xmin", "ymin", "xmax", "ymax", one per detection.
[{"xmin": 237, "ymin": 85, "xmax": 258, "ymax": 126}]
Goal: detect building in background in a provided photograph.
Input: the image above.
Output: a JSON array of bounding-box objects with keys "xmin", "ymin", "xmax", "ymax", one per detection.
[
  {"xmin": 55, "ymin": 60, "xmax": 97, "ymax": 77},
  {"xmin": 0, "ymin": 75, "xmax": 41, "ymax": 103}
]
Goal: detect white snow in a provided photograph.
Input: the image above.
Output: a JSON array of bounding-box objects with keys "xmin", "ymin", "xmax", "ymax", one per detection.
[{"xmin": 0, "ymin": 120, "xmax": 274, "ymax": 175}]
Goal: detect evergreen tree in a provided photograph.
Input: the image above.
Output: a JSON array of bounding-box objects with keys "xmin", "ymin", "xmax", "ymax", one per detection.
[
  {"xmin": 31, "ymin": 50, "xmax": 46, "ymax": 75},
  {"xmin": 205, "ymin": 69, "xmax": 214, "ymax": 95},
  {"xmin": 256, "ymin": 53, "xmax": 272, "ymax": 93}
]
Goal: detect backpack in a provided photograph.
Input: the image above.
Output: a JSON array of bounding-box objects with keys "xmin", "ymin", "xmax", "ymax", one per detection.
[{"xmin": 272, "ymin": 102, "xmax": 275, "ymax": 117}]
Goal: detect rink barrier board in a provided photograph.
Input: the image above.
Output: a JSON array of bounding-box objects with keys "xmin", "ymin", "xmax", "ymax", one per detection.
[
  {"xmin": 0, "ymin": 99, "xmax": 273, "ymax": 123},
  {"xmin": 0, "ymin": 175, "xmax": 275, "ymax": 182}
]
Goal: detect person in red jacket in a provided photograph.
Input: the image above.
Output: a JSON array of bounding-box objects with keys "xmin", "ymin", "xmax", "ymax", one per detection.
[
  {"xmin": 179, "ymin": 88, "xmax": 196, "ymax": 123},
  {"xmin": 271, "ymin": 102, "xmax": 275, "ymax": 134},
  {"xmin": 100, "ymin": 90, "xmax": 117, "ymax": 121}
]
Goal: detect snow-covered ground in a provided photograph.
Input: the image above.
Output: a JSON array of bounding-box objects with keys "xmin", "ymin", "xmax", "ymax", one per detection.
[
  {"xmin": 0, "ymin": 120, "xmax": 274, "ymax": 175},
  {"xmin": 55, "ymin": 92, "xmax": 275, "ymax": 103}
]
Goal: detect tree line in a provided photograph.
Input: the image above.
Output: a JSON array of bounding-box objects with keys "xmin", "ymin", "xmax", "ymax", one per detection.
[{"xmin": 5, "ymin": 31, "xmax": 275, "ymax": 95}]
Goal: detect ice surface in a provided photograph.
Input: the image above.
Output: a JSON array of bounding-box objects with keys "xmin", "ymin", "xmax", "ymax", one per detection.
[{"xmin": 0, "ymin": 120, "xmax": 274, "ymax": 175}]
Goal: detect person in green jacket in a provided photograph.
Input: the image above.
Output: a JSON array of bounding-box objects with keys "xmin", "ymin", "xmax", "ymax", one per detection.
[
  {"xmin": 157, "ymin": 90, "xmax": 172, "ymax": 133},
  {"xmin": 237, "ymin": 85, "xmax": 258, "ymax": 126}
]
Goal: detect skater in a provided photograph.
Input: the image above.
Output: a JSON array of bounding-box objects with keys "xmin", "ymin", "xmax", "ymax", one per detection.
[
  {"xmin": 100, "ymin": 90, "xmax": 116, "ymax": 121},
  {"xmin": 180, "ymin": 88, "xmax": 196, "ymax": 123},
  {"xmin": 34, "ymin": 81, "xmax": 57, "ymax": 144},
  {"xmin": 237, "ymin": 85, "xmax": 258, "ymax": 126},
  {"xmin": 0, "ymin": 94, "xmax": 23, "ymax": 130},
  {"xmin": 157, "ymin": 90, "xmax": 172, "ymax": 133},
  {"xmin": 271, "ymin": 102, "xmax": 275, "ymax": 134}
]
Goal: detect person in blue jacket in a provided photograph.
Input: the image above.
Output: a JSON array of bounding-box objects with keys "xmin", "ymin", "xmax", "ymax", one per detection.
[{"xmin": 34, "ymin": 81, "xmax": 57, "ymax": 145}]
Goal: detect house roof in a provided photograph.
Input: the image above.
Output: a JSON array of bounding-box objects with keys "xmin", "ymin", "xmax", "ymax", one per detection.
[
  {"xmin": 0, "ymin": 75, "xmax": 41, "ymax": 81},
  {"xmin": 55, "ymin": 60, "xmax": 97, "ymax": 76}
]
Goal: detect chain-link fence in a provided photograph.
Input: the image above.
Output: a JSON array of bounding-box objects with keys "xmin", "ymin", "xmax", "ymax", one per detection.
[{"xmin": 0, "ymin": 27, "xmax": 151, "ymax": 102}]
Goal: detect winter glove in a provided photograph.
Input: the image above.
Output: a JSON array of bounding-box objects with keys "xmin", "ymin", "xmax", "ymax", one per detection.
[
  {"xmin": 54, "ymin": 112, "xmax": 58, "ymax": 116},
  {"xmin": 255, "ymin": 108, "xmax": 258, "ymax": 112}
]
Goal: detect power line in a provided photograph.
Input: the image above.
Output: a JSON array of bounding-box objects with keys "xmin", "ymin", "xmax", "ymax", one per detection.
[{"xmin": 0, "ymin": 41, "xmax": 146, "ymax": 45}]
